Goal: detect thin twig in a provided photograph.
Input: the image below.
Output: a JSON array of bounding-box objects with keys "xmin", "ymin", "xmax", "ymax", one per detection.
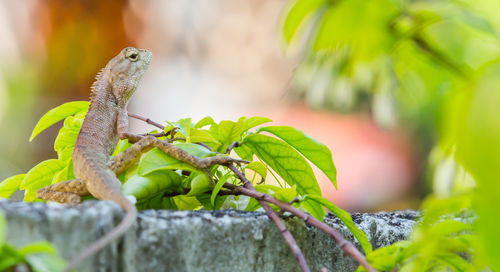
[
  {"xmin": 225, "ymin": 141, "xmax": 240, "ymax": 154},
  {"xmin": 128, "ymin": 112, "xmax": 166, "ymax": 130},
  {"xmin": 163, "ymin": 188, "xmax": 240, "ymax": 198},
  {"xmin": 195, "ymin": 142, "xmax": 213, "ymax": 151},
  {"xmin": 223, "ymin": 182, "xmax": 377, "ymax": 272},
  {"xmin": 227, "ymin": 165, "xmax": 310, "ymax": 272},
  {"xmin": 127, "ymin": 113, "xmax": 376, "ymax": 271}
]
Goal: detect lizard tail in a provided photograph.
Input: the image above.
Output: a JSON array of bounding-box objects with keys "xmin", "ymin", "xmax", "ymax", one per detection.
[{"xmin": 63, "ymin": 199, "xmax": 137, "ymax": 271}]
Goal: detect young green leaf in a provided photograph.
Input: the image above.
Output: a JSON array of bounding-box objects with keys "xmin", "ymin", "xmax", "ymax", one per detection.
[
  {"xmin": 255, "ymin": 185, "xmax": 297, "ymax": 203},
  {"xmin": 0, "ymin": 174, "xmax": 25, "ymax": 199},
  {"xmin": 23, "ymin": 244, "xmax": 66, "ymax": 272},
  {"xmin": 186, "ymin": 173, "xmax": 211, "ymax": 197},
  {"xmin": 242, "ymin": 134, "xmax": 321, "ymax": 196},
  {"xmin": 194, "ymin": 116, "xmax": 215, "ymax": 128},
  {"xmin": 210, "ymin": 173, "xmax": 231, "ymax": 206},
  {"xmin": 51, "ymin": 164, "xmax": 72, "ymax": 185},
  {"xmin": 299, "ymin": 197, "xmax": 326, "ymax": 221},
  {"xmin": 357, "ymin": 241, "xmax": 410, "ymax": 272},
  {"xmin": 172, "ymin": 143, "xmax": 217, "ymax": 158},
  {"xmin": 282, "ymin": 0, "xmax": 326, "ymax": 44},
  {"xmin": 242, "ymin": 116, "xmax": 273, "ymax": 131},
  {"xmin": 138, "ymin": 148, "xmax": 199, "ymax": 176},
  {"xmin": 30, "ymin": 101, "xmax": 89, "ymax": 141},
  {"xmin": 175, "ymin": 118, "xmax": 192, "ymax": 140},
  {"xmin": 173, "ymin": 195, "xmax": 202, "ymax": 210},
  {"xmin": 305, "ymin": 195, "xmax": 372, "ymax": 254},
  {"xmin": 138, "ymin": 143, "xmax": 216, "ymax": 176},
  {"xmin": 197, "ymin": 194, "xmax": 228, "ymax": 210},
  {"xmin": 122, "ymin": 171, "xmax": 183, "ymax": 201},
  {"xmin": 234, "ymin": 144, "xmax": 254, "ymax": 161},
  {"xmin": 217, "ymin": 120, "xmax": 245, "ymax": 152},
  {"xmin": 258, "ymin": 126, "xmax": 337, "ymax": 188},
  {"xmin": 53, "ymin": 124, "xmax": 79, "ymax": 155},
  {"xmin": 0, "ymin": 212, "xmax": 6, "ymax": 245},
  {"xmin": 112, "ymin": 139, "xmax": 133, "ymax": 156},
  {"xmin": 243, "ymin": 161, "xmax": 267, "ymax": 181},
  {"xmin": 20, "ymin": 159, "xmax": 66, "ymax": 202},
  {"xmin": 190, "ymin": 128, "xmax": 221, "ymax": 145}
]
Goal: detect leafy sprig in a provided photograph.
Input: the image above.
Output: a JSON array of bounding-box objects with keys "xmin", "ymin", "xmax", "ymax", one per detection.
[{"xmin": 0, "ymin": 101, "xmax": 374, "ymax": 271}]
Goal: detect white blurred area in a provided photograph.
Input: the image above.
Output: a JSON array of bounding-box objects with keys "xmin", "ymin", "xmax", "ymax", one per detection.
[{"xmin": 125, "ymin": 0, "xmax": 295, "ymax": 125}]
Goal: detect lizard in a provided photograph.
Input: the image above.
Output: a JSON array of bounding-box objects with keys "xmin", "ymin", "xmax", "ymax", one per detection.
[{"xmin": 36, "ymin": 47, "xmax": 243, "ymax": 271}]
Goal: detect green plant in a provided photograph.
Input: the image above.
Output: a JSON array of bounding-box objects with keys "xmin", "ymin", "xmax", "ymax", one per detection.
[
  {"xmin": 282, "ymin": 0, "xmax": 500, "ymax": 271},
  {"xmin": 0, "ymin": 101, "xmax": 375, "ymax": 271},
  {"xmin": 0, "ymin": 212, "xmax": 65, "ymax": 272}
]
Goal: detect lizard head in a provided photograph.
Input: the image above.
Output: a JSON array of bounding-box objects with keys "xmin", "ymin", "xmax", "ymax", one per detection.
[{"xmin": 105, "ymin": 47, "xmax": 152, "ymax": 106}]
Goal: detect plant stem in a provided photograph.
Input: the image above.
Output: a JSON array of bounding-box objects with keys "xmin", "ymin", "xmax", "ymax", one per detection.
[
  {"xmin": 128, "ymin": 112, "xmax": 166, "ymax": 130},
  {"xmin": 223, "ymin": 181, "xmax": 377, "ymax": 272},
  {"xmin": 227, "ymin": 165, "xmax": 311, "ymax": 272}
]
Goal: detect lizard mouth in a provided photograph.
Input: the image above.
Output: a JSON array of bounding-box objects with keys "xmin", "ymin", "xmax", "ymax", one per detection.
[{"xmin": 140, "ymin": 49, "xmax": 153, "ymax": 65}]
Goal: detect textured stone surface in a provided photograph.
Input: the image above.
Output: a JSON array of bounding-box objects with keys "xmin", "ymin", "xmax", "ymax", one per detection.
[{"xmin": 0, "ymin": 199, "xmax": 418, "ymax": 272}]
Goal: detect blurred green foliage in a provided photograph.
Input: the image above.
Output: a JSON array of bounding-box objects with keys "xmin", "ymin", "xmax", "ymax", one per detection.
[
  {"xmin": 0, "ymin": 212, "xmax": 65, "ymax": 271},
  {"xmin": 283, "ymin": 0, "xmax": 500, "ymax": 270}
]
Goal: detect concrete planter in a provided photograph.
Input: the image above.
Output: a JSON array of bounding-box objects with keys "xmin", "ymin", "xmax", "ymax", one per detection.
[{"xmin": 0, "ymin": 200, "xmax": 418, "ymax": 271}]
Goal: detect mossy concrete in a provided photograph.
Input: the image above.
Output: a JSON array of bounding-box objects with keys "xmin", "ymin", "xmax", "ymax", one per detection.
[{"xmin": 0, "ymin": 200, "xmax": 418, "ymax": 271}]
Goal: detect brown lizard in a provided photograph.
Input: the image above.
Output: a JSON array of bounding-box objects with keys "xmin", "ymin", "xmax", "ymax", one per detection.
[{"xmin": 37, "ymin": 47, "xmax": 242, "ymax": 271}]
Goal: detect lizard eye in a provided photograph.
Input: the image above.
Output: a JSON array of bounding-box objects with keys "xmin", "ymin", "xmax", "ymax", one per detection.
[{"xmin": 125, "ymin": 48, "xmax": 139, "ymax": 62}]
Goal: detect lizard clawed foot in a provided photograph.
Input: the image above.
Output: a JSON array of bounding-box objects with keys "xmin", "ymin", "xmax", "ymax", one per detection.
[{"xmin": 37, "ymin": 188, "xmax": 82, "ymax": 205}]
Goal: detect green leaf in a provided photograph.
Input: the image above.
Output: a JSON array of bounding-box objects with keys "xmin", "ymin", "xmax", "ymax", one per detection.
[
  {"xmin": 299, "ymin": 197, "xmax": 326, "ymax": 221},
  {"xmin": 53, "ymin": 123, "xmax": 79, "ymax": 154},
  {"xmin": 173, "ymin": 195, "xmax": 202, "ymax": 210},
  {"xmin": 51, "ymin": 163, "xmax": 72, "ymax": 184},
  {"xmin": 211, "ymin": 173, "xmax": 231, "ymax": 206},
  {"xmin": 0, "ymin": 212, "xmax": 6, "ymax": 245},
  {"xmin": 30, "ymin": 101, "xmax": 89, "ymax": 141},
  {"xmin": 19, "ymin": 242, "xmax": 57, "ymax": 256},
  {"xmin": 138, "ymin": 143, "xmax": 216, "ymax": 176},
  {"xmin": 242, "ymin": 116, "xmax": 273, "ymax": 131},
  {"xmin": 122, "ymin": 171, "xmax": 183, "ymax": 201},
  {"xmin": 25, "ymin": 253, "xmax": 66, "ymax": 272},
  {"xmin": 187, "ymin": 173, "xmax": 211, "ymax": 197},
  {"xmin": 20, "ymin": 159, "xmax": 66, "ymax": 202},
  {"xmin": 258, "ymin": 126, "xmax": 337, "ymax": 188},
  {"xmin": 175, "ymin": 118, "xmax": 192, "ymax": 141},
  {"xmin": 243, "ymin": 161, "xmax": 267, "ymax": 181},
  {"xmin": 172, "ymin": 143, "xmax": 217, "ymax": 158},
  {"xmin": 190, "ymin": 128, "xmax": 221, "ymax": 145},
  {"xmin": 194, "ymin": 116, "xmax": 215, "ymax": 128},
  {"xmin": 217, "ymin": 120, "xmax": 245, "ymax": 152},
  {"xmin": 112, "ymin": 139, "xmax": 133, "ymax": 156},
  {"xmin": 255, "ymin": 185, "xmax": 297, "ymax": 203},
  {"xmin": 197, "ymin": 194, "xmax": 228, "ymax": 210},
  {"xmin": 305, "ymin": 195, "xmax": 372, "ymax": 254},
  {"xmin": 138, "ymin": 148, "xmax": 198, "ymax": 176},
  {"xmin": 57, "ymin": 147, "xmax": 73, "ymax": 162},
  {"xmin": 242, "ymin": 134, "xmax": 321, "ymax": 196},
  {"xmin": 357, "ymin": 241, "xmax": 410, "ymax": 272},
  {"xmin": 234, "ymin": 144, "xmax": 254, "ymax": 161},
  {"xmin": 282, "ymin": 0, "xmax": 326, "ymax": 44},
  {"xmin": 0, "ymin": 174, "xmax": 25, "ymax": 199}
]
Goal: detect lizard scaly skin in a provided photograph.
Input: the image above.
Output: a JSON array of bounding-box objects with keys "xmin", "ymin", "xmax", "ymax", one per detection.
[{"xmin": 37, "ymin": 47, "xmax": 243, "ymax": 271}]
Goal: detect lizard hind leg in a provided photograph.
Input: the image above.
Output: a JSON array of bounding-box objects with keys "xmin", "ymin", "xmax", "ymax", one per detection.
[{"xmin": 37, "ymin": 179, "xmax": 90, "ymax": 204}]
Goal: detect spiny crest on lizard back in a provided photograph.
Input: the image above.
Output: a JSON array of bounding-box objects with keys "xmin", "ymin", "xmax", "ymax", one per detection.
[
  {"xmin": 89, "ymin": 69, "xmax": 105, "ymax": 103},
  {"xmin": 89, "ymin": 47, "xmax": 152, "ymax": 106}
]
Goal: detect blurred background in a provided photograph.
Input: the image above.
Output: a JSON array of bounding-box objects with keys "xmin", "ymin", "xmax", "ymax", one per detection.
[{"xmin": 0, "ymin": 0, "xmax": 499, "ymax": 212}]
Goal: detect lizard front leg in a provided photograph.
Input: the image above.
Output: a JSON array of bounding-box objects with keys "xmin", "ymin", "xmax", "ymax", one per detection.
[
  {"xmin": 108, "ymin": 135, "xmax": 243, "ymax": 176},
  {"xmin": 37, "ymin": 179, "xmax": 90, "ymax": 204},
  {"xmin": 110, "ymin": 110, "xmax": 245, "ymax": 175}
]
